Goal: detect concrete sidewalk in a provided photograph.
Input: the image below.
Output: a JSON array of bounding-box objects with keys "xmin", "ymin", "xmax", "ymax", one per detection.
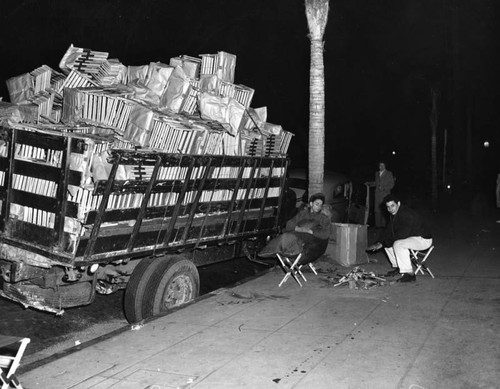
[{"xmin": 18, "ymin": 217, "xmax": 500, "ymax": 389}]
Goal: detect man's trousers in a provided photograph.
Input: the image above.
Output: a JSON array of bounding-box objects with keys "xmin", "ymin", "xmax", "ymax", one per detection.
[{"xmin": 384, "ymin": 236, "xmax": 433, "ymax": 274}]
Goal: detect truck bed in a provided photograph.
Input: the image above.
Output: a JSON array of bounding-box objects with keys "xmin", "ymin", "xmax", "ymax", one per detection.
[{"xmin": 0, "ymin": 124, "xmax": 288, "ymax": 269}]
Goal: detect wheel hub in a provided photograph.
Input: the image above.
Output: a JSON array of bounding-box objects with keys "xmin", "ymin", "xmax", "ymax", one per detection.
[{"xmin": 162, "ymin": 274, "xmax": 193, "ymax": 309}]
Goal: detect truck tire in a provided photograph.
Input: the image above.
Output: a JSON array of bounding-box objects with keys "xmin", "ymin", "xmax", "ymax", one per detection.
[
  {"xmin": 142, "ymin": 256, "xmax": 200, "ymax": 319},
  {"xmin": 123, "ymin": 256, "xmax": 159, "ymax": 323},
  {"xmin": 123, "ymin": 256, "xmax": 199, "ymax": 323}
]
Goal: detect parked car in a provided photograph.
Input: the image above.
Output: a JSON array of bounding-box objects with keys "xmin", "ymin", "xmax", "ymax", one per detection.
[{"xmin": 286, "ymin": 168, "xmax": 352, "ymax": 223}]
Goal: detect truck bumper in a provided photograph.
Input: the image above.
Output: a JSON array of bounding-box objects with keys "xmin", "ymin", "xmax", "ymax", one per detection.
[
  {"xmin": 0, "ymin": 259, "xmax": 97, "ymax": 314},
  {"xmin": 0, "ymin": 279, "xmax": 96, "ymax": 315}
]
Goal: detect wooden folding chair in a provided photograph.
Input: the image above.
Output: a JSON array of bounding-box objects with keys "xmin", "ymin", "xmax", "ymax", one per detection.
[
  {"xmin": 276, "ymin": 253, "xmax": 318, "ymax": 287},
  {"xmin": 410, "ymin": 245, "xmax": 435, "ymax": 278},
  {"xmin": 0, "ymin": 335, "xmax": 30, "ymax": 389}
]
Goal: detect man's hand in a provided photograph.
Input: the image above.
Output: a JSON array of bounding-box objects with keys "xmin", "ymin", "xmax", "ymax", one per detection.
[
  {"xmin": 295, "ymin": 226, "xmax": 313, "ymax": 234},
  {"xmin": 366, "ymin": 242, "xmax": 383, "ymax": 252}
]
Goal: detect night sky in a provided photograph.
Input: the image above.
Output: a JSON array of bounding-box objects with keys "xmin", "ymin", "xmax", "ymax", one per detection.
[{"xmin": 1, "ymin": 0, "xmax": 499, "ymax": 203}]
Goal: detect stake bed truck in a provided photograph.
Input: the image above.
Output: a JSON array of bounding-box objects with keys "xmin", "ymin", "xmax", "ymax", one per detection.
[{"xmin": 0, "ymin": 124, "xmax": 288, "ymax": 323}]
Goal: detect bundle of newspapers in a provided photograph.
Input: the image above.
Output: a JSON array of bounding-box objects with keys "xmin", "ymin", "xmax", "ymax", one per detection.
[{"xmin": 1, "ymin": 44, "xmax": 293, "ymax": 157}]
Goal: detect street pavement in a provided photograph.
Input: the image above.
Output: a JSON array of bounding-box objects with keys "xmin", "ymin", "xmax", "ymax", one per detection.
[{"xmin": 15, "ymin": 211, "xmax": 500, "ymax": 389}]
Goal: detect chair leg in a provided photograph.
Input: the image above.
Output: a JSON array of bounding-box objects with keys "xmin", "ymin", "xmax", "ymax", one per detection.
[
  {"xmin": 277, "ymin": 253, "xmax": 303, "ymax": 287},
  {"xmin": 414, "ymin": 263, "xmax": 425, "ymax": 275},
  {"xmin": 295, "ymin": 265, "xmax": 308, "ymax": 282},
  {"xmin": 276, "ymin": 254, "xmax": 292, "ymax": 287},
  {"xmin": 276, "ymin": 254, "xmax": 321, "ymax": 287},
  {"xmin": 419, "ymin": 261, "xmax": 435, "ymax": 278},
  {"xmin": 1, "ymin": 370, "xmax": 8, "ymax": 389},
  {"xmin": 308, "ymin": 262, "xmax": 318, "ymax": 275},
  {"xmin": 1, "ymin": 368, "xmax": 24, "ymax": 389},
  {"xmin": 288, "ymin": 255, "xmax": 304, "ymax": 286},
  {"xmin": 278, "ymin": 272, "xmax": 292, "ymax": 287},
  {"xmin": 289, "ymin": 270, "xmax": 303, "ymax": 287},
  {"xmin": 1, "ymin": 337, "xmax": 29, "ymax": 389},
  {"xmin": 411, "ymin": 253, "xmax": 426, "ymax": 275},
  {"xmin": 410, "ymin": 247, "xmax": 435, "ymax": 278},
  {"xmin": 8, "ymin": 375, "xmax": 23, "ymax": 389}
]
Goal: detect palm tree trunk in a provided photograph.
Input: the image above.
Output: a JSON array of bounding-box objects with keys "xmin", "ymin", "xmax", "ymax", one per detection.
[{"xmin": 305, "ymin": 0, "xmax": 329, "ymax": 197}]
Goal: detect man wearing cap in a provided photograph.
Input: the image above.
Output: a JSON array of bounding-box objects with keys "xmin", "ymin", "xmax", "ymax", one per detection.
[{"xmin": 258, "ymin": 193, "xmax": 331, "ymax": 264}]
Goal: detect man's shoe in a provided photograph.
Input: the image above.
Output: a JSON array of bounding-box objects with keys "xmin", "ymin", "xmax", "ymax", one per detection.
[
  {"xmin": 385, "ymin": 268, "xmax": 399, "ymax": 277},
  {"xmin": 396, "ymin": 273, "xmax": 416, "ymax": 283}
]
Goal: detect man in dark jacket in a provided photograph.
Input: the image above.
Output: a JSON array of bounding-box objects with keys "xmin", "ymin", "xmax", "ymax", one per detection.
[
  {"xmin": 367, "ymin": 194, "xmax": 432, "ymax": 283},
  {"xmin": 259, "ymin": 193, "xmax": 331, "ymax": 265}
]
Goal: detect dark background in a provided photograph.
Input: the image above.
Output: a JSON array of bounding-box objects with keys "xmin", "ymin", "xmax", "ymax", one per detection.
[{"xmin": 1, "ymin": 0, "xmax": 499, "ymax": 207}]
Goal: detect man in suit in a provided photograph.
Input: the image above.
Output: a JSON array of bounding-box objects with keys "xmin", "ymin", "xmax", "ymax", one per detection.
[{"xmin": 366, "ymin": 161, "xmax": 395, "ymax": 228}]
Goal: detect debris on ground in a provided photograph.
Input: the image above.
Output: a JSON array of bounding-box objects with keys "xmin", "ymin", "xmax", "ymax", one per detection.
[
  {"xmin": 131, "ymin": 321, "xmax": 145, "ymax": 330},
  {"xmin": 333, "ymin": 266, "xmax": 387, "ymax": 289},
  {"xmin": 311, "ymin": 259, "xmax": 337, "ymax": 273}
]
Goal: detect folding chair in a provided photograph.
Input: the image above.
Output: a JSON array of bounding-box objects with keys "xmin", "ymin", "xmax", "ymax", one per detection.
[
  {"xmin": 276, "ymin": 253, "xmax": 318, "ymax": 287},
  {"xmin": 0, "ymin": 335, "xmax": 30, "ymax": 389},
  {"xmin": 410, "ymin": 245, "xmax": 435, "ymax": 278}
]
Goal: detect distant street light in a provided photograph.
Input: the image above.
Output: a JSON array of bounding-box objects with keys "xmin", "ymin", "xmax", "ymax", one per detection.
[{"xmin": 392, "ymin": 150, "xmax": 396, "ymax": 155}]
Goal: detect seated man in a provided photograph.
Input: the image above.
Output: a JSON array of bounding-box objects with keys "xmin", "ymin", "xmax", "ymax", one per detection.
[
  {"xmin": 367, "ymin": 194, "xmax": 432, "ymax": 283},
  {"xmin": 259, "ymin": 193, "xmax": 331, "ymax": 264}
]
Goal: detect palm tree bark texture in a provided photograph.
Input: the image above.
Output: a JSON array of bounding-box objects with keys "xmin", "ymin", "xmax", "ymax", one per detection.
[{"xmin": 305, "ymin": 0, "xmax": 329, "ymax": 197}]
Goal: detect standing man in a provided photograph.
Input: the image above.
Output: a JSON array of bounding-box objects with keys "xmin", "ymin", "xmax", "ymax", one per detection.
[
  {"xmin": 367, "ymin": 194, "xmax": 433, "ymax": 283},
  {"xmin": 365, "ymin": 161, "xmax": 395, "ymax": 228}
]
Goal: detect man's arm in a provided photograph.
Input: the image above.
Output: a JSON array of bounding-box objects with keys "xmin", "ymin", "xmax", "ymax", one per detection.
[
  {"xmin": 310, "ymin": 214, "xmax": 331, "ymax": 240},
  {"xmin": 368, "ymin": 226, "xmax": 392, "ymax": 250},
  {"xmin": 367, "ymin": 242, "xmax": 383, "ymax": 252},
  {"xmin": 285, "ymin": 208, "xmax": 306, "ymax": 232}
]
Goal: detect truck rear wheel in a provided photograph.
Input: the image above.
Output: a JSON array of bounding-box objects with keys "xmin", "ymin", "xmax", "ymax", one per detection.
[
  {"xmin": 142, "ymin": 257, "xmax": 200, "ymax": 319},
  {"xmin": 123, "ymin": 256, "xmax": 159, "ymax": 323},
  {"xmin": 124, "ymin": 256, "xmax": 200, "ymax": 323}
]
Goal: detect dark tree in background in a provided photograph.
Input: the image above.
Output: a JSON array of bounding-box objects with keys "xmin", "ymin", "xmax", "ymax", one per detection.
[{"xmin": 430, "ymin": 87, "xmax": 440, "ymax": 210}]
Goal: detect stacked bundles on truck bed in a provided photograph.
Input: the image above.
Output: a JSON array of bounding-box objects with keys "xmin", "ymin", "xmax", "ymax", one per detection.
[
  {"xmin": 2, "ymin": 44, "xmax": 293, "ymax": 158},
  {"xmin": 0, "ymin": 45, "xmax": 292, "ymax": 255}
]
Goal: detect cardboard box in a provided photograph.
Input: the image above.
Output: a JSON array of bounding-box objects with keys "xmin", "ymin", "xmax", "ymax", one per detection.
[{"xmin": 326, "ymin": 223, "xmax": 368, "ymax": 267}]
